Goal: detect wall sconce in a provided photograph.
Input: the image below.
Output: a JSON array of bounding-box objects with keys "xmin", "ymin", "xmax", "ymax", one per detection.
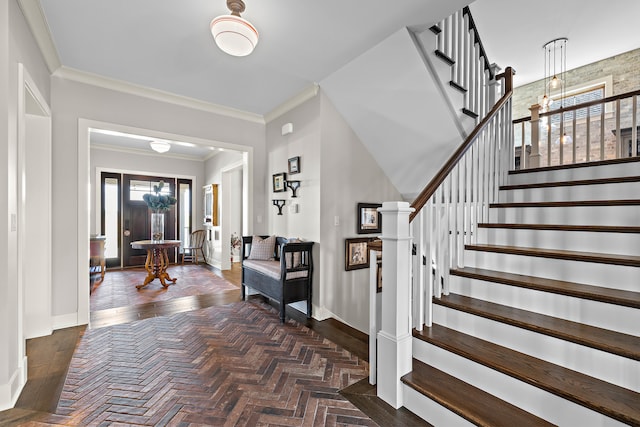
[
  {"xmin": 272, "ymin": 199, "xmax": 286, "ymax": 215},
  {"xmin": 286, "ymin": 180, "xmax": 300, "ymax": 197}
]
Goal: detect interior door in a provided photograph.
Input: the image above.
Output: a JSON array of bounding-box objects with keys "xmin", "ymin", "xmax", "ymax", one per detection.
[{"xmin": 122, "ymin": 174, "xmax": 176, "ymax": 267}]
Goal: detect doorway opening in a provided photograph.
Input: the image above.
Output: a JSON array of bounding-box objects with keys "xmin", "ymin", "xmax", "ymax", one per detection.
[{"xmin": 100, "ymin": 173, "xmax": 191, "ymax": 269}]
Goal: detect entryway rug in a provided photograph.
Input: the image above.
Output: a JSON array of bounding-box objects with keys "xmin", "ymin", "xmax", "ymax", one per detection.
[
  {"xmin": 52, "ymin": 299, "xmax": 377, "ymax": 426},
  {"xmin": 91, "ymin": 265, "xmax": 239, "ymax": 312}
]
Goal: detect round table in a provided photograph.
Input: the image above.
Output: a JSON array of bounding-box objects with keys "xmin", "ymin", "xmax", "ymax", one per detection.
[{"xmin": 130, "ymin": 240, "xmax": 181, "ymax": 289}]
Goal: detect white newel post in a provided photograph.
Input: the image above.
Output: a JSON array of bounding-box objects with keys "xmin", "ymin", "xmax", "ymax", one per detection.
[
  {"xmin": 529, "ymin": 103, "xmax": 542, "ymax": 168},
  {"xmin": 377, "ymin": 201, "xmax": 414, "ymax": 408}
]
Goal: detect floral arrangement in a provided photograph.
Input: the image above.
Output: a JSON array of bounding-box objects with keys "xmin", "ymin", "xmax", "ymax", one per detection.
[
  {"xmin": 143, "ymin": 180, "xmax": 177, "ymax": 213},
  {"xmin": 230, "ymin": 232, "xmax": 242, "ymax": 252}
]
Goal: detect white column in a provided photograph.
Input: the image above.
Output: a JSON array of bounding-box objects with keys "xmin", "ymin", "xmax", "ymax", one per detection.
[{"xmin": 377, "ymin": 201, "xmax": 414, "ymax": 409}]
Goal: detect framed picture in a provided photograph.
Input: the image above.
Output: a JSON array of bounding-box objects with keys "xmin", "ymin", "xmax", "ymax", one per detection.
[
  {"xmin": 288, "ymin": 156, "xmax": 300, "ymax": 174},
  {"xmin": 345, "ymin": 237, "xmax": 372, "ymax": 271},
  {"xmin": 357, "ymin": 203, "xmax": 382, "ymax": 234},
  {"xmin": 272, "ymin": 172, "xmax": 287, "ymax": 192}
]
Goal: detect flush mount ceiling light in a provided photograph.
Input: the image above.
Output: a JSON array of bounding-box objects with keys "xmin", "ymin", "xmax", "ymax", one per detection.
[
  {"xmin": 149, "ymin": 140, "xmax": 171, "ymax": 153},
  {"xmin": 210, "ymin": 0, "xmax": 258, "ymax": 57}
]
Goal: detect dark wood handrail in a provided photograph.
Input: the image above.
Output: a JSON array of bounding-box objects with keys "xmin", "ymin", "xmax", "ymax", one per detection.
[
  {"xmin": 462, "ymin": 6, "xmax": 494, "ymax": 79},
  {"xmin": 513, "ymin": 88, "xmax": 640, "ymax": 123},
  {"xmin": 409, "ymin": 67, "xmax": 514, "ymax": 222}
]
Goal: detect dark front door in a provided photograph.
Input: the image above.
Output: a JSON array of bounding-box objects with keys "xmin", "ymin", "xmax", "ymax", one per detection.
[{"xmin": 122, "ymin": 174, "xmax": 177, "ymax": 267}]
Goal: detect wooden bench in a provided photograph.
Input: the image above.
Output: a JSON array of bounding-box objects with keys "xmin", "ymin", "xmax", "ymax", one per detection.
[{"xmin": 241, "ymin": 236, "xmax": 314, "ymax": 323}]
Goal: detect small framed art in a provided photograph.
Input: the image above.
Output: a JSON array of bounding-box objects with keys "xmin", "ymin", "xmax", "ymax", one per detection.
[
  {"xmin": 357, "ymin": 203, "xmax": 382, "ymax": 234},
  {"xmin": 272, "ymin": 172, "xmax": 287, "ymax": 192},
  {"xmin": 288, "ymin": 156, "xmax": 300, "ymax": 174},
  {"xmin": 345, "ymin": 237, "xmax": 372, "ymax": 271}
]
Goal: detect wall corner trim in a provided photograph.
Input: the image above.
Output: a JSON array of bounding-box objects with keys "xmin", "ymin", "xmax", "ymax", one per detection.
[
  {"xmin": 264, "ymin": 84, "xmax": 320, "ymax": 123},
  {"xmin": 18, "ymin": 0, "xmax": 62, "ymax": 73}
]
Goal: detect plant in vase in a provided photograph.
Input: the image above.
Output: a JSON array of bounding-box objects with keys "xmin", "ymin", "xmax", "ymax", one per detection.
[
  {"xmin": 143, "ymin": 181, "xmax": 177, "ymax": 241},
  {"xmin": 230, "ymin": 232, "xmax": 242, "ymax": 262}
]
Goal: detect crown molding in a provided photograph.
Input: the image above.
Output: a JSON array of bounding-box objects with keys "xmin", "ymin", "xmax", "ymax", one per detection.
[
  {"xmin": 53, "ymin": 66, "xmax": 265, "ymax": 124},
  {"xmin": 18, "ymin": 0, "xmax": 62, "ymax": 73},
  {"xmin": 91, "ymin": 143, "xmax": 216, "ymax": 162},
  {"xmin": 264, "ymin": 84, "xmax": 320, "ymax": 123}
]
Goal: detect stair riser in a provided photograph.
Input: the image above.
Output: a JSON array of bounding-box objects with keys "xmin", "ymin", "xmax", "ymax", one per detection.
[
  {"xmin": 498, "ymin": 181, "xmax": 639, "ymax": 202},
  {"xmin": 413, "ymin": 339, "xmax": 630, "ymax": 426},
  {"xmin": 476, "ymin": 228, "xmax": 640, "ymax": 256},
  {"xmin": 489, "ymin": 205, "xmax": 640, "ymax": 226},
  {"xmin": 463, "ymin": 250, "xmax": 638, "ymax": 291},
  {"xmin": 431, "ymin": 304, "xmax": 640, "ymax": 391},
  {"xmin": 449, "ymin": 275, "xmax": 639, "ymax": 336},
  {"xmin": 508, "ymin": 161, "xmax": 640, "ymax": 185},
  {"xmin": 403, "ymin": 384, "xmax": 476, "ymax": 427}
]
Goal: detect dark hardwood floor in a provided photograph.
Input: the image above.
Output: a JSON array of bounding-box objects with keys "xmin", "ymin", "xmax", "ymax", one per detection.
[{"xmin": 0, "ymin": 262, "xmax": 426, "ymax": 426}]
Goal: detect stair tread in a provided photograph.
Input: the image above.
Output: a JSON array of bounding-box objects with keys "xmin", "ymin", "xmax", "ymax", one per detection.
[
  {"xmin": 451, "ymin": 267, "xmax": 640, "ymax": 309},
  {"xmin": 449, "ymin": 80, "xmax": 467, "ymax": 93},
  {"xmin": 461, "ymin": 107, "xmax": 478, "ymax": 118},
  {"xmin": 434, "ymin": 293, "xmax": 640, "ymax": 359},
  {"xmin": 509, "ymin": 156, "xmax": 640, "ymax": 175},
  {"xmin": 434, "ymin": 49, "xmax": 454, "ymax": 66},
  {"xmin": 491, "ymin": 199, "xmax": 640, "ymax": 207},
  {"xmin": 466, "ymin": 243, "xmax": 640, "ymax": 267},
  {"xmin": 402, "ymin": 359, "xmax": 556, "ymax": 427},
  {"xmin": 414, "ymin": 324, "xmax": 640, "ymax": 425},
  {"xmin": 500, "ymin": 175, "xmax": 640, "ymax": 190},
  {"xmin": 478, "ymin": 223, "xmax": 640, "ymax": 233}
]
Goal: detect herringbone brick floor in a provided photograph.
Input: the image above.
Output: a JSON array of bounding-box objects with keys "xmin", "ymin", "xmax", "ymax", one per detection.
[
  {"xmin": 35, "ymin": 299, "xmax": 377, "ymax": 426},
  {"xmin": 91, "ymin": 265, "xmax": 239, "ymax": 311}
]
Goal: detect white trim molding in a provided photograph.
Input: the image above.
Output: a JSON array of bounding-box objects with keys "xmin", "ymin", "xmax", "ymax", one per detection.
[
  {"xmin": 264, "ymin": 84, "xmax": 320, "ymax": 123},
  {"xmin": 55, "ymin": 67, "xmax": 265, "ymax": 124},
  {"xmin": 17, "ymin": 0, "xmax": 62, "ymax": 73},
  {"xmin": 0, "ymin": 358, "xmax": 27, "ymax": 411}
]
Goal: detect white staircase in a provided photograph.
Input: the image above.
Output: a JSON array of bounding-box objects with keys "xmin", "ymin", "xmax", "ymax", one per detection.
[{"xmin": 402, "ymin": 158, "xmax": 640, "ymax": 426}]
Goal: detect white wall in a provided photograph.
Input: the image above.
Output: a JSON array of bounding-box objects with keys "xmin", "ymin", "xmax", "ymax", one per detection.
[
  {"xmin": 0, "ymin": 0, "xmax": 52, "ymax": 410},
  {"xmin": 265, "ymin": 91, "xmax": 401, "ymax": 333},
  {"xmin": 50, "ymin": 77, "xmax": 265, "ymax": 323},
  {"xmin": 89, "ymin": 147, "xmax": 206, "ymax": 235},
  {"xmin": 318, "ymin": 91, "xmax": 402, "ymax": 332},
  {"xmin": 204, "ymin": 150, "xmax": 245, "ymax": 267}
]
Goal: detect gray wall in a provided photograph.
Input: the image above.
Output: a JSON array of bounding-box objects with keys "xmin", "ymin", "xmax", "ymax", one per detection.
[
  {"xmin": 51, "ymin": 77, "xmax": 266, "ymax": 318},
  {"xmin": 1, "ymin": 0, "xmax": 52, "ymax": 409},
  {"xmin": 265, "ymin": 91, "xmax": 401, "ymax": 333}
]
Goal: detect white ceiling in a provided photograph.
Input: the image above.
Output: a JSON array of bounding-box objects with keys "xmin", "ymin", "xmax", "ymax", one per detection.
[
  {"xmin": 469, "ymin": 0, "xmax": 640, "ymax": 88},
  {"xmin": 28, "ymin": 0, "xmax": 640, "ymax": 157}
]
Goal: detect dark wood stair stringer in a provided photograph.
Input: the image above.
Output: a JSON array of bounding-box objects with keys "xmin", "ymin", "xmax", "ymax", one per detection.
[
  {"xmin": 434, "ymin": 293, "xmax": 640, "ymax": 360},
  {"xmin": 465, "ymin": 244, "xmax": 640, "ymax": 267},
  {"xmin": 401, "ymin": 359, "xmax": 556, "ymax": 427},
  {"xmin": 413, "ymin": 324, "xmax": 640, "ymax": 426},
  {"xmin": 450, "ymin": 266, "xmax": 640, "ymax": 309}
]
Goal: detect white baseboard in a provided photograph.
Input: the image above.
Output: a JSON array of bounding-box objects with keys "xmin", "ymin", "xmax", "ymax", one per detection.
[
  {"xmin": 53, "ymin": 312, "xmax": 81, "ymax": 330},
  {"xmin": 0, "ymin": 357, "xmax": 27, "ymax": 411},
  {"xmin": 312, "ymin": 305, "xmax": 334, "ymax": 321}
]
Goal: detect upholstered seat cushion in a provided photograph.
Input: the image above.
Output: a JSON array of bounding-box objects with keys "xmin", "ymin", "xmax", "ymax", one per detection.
[{"xmin": 243, "ymin": 260, "xmax": 308, "ymax": 280}]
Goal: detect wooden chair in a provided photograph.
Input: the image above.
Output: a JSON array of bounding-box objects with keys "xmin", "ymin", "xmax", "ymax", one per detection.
[{"xmin": 182, "ymin": 229, "xmax": 206, "ymax": 264}]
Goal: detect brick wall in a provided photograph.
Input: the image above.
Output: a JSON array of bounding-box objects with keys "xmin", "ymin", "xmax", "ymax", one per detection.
[
  {"xmin": 512, "ymin": 47, "xmax": 640, "ymax": 120},
  {"xmin": 512, "ymin": 47, "xmax": 640, "ymax": 166}
]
